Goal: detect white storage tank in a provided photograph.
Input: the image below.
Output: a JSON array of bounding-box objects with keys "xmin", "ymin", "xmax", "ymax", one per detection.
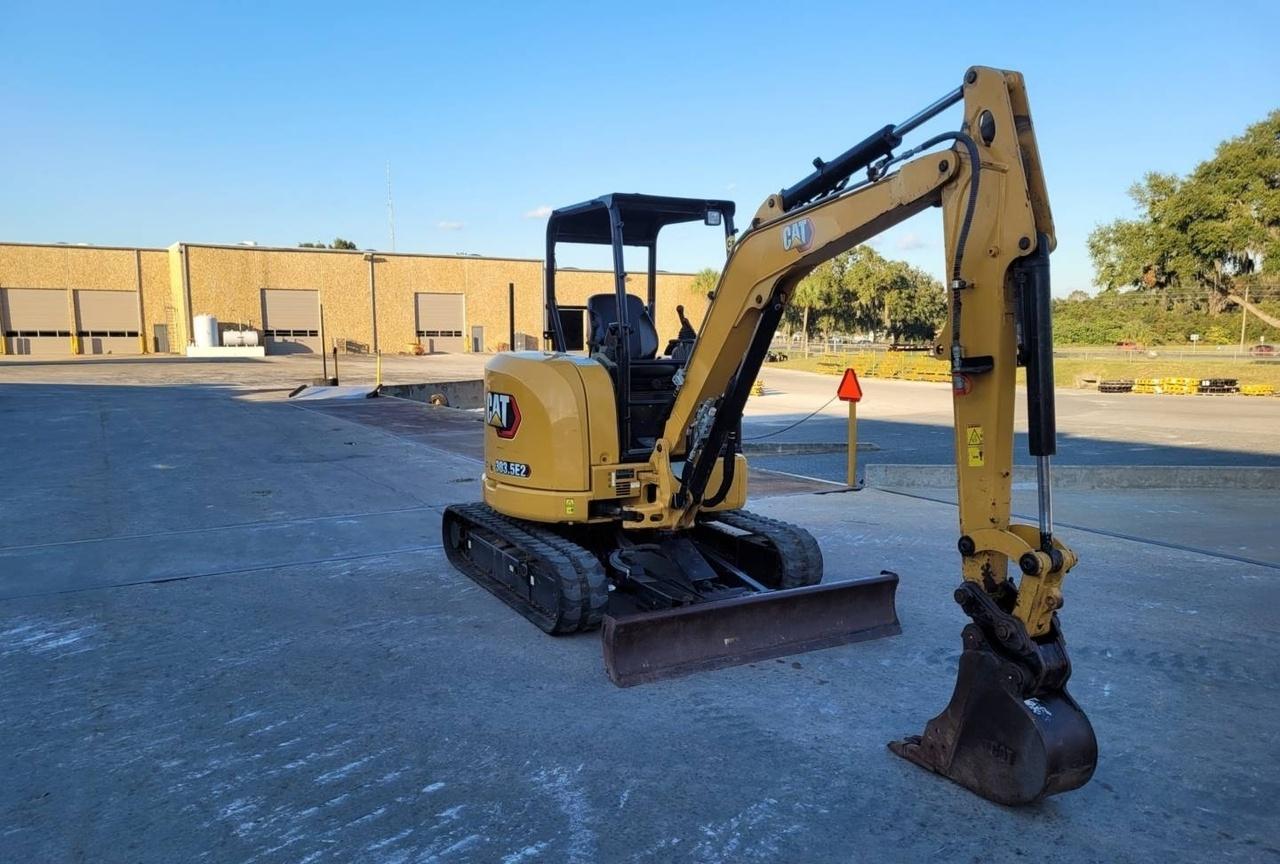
[
  {"xmin": 221, "ymin": 329, "xmax": 261, "ymax": 347},
  {"xmin": 193, "ymin": 314, "xmax": 218, "ymax": 348}
]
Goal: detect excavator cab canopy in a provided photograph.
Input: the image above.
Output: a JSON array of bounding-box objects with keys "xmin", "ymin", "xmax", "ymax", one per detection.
[
  {"xmin": 547, "ymin": 193, "xmax": 736, "ymax": 246},
  {"xmin": 544, "ymin": 194, "xmax": 735, "ymax": 353},
  {"xmin": 544, "ymin": 194, "xmax": 737, "ymax": 461}
]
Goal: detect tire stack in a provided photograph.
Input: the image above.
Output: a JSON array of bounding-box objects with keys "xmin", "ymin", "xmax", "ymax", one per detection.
[{"xmin": 1099, "ymin": 379, "xmax": 1134, "ymax": 394}]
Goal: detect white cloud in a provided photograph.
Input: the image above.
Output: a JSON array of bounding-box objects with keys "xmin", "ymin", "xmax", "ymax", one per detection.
[
  {"xmin": 726, "ymin": 182, "xmax": 737, "ymax": 192},
  {"xmin": 523, "ymin": 205, "xmax": 553, "ymax": 220},
  {"xmin": 896, "ymin": 232, "xmax": 927, "ymax": 251},
  {"xmin": 436, "ymin": 221, "xmax": 465, "ymax": 231}
]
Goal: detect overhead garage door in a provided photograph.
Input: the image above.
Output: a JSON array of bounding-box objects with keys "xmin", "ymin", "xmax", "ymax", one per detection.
[
  {"xmin": 76, "ymin": 290, "xmax": 140, "ymax": 355},
  {"xmin": 556, "ymin": 307, "xmax": 587, "ymax": 352},
  {"xmin": 415, "ymin": 293, "xmax": 465, "ymax": 353},
  {"xmin": 2, "ymin": 288, "xmax": 71, "ymax": 356},
  {"xmin": 262, "ymin": 289, "xmax": 321, "ymax": 354}
]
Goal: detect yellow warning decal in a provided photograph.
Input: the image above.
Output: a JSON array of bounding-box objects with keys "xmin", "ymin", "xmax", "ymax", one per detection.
[
  {"xmin": 564, "ymin": 498, "xmax": 576, "ymax": 515},
  {"xmin": 966, "ymin": 426, "xmax": 984, "ymax": 467}
]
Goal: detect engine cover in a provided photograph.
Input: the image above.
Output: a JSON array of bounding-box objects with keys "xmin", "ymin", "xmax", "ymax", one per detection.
[{"xmin": 482, "ymin": 352, "xmax": 618, "ymax": 522}]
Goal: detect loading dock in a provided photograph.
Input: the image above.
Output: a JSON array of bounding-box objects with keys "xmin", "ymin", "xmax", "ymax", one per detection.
[
  {"xmin": 262, "ymin": 289, "xmax": 321, "ymax": 354},
  {"xmin": 1, "ymin": 288, "xmax": 71, "ymax": 356},
  {"xmin": 415, "ymin": 292, "xmax": 466, "ymax": 353},
  {"xmin": 75, "ymin": 290, "xmax": 140, "ymax": 355}
]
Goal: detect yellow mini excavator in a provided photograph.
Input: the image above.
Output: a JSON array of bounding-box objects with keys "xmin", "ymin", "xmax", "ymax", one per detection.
[{"xmin": 444, "ymin": 66, "xmax": 1097, "ymax": 805}]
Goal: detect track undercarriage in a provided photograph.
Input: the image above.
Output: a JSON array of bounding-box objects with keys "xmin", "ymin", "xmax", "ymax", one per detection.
[{"xmin": 441, "ymin": 503, "xmax": 901, "ymax": 685}]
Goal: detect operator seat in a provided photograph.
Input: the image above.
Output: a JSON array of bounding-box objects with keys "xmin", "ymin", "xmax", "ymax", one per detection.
[
  {"xmin": 585, "ymin": 293, "xmax": 681, "ymax": 457},
  {"xmin": 586, "ymin": 293, "xmax": 659, "ymax": 360}
]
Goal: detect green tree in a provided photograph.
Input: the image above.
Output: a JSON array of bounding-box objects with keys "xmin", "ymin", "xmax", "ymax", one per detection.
[
  {"xmin": 298, "ymin": 237, "xmax": 359, "ymax": 250},
  {"xmin": 876, "ymin": 259, "xmax": 946, "ymax": 343},
  {"xmin": 782, "ymin": 245, "xmax": 946, "ymax": 345},
  {"xmin": 1050, "ymin": 292, "xmax": 1280, "ymax": 345},
  {"xmin": 690, "ymin": 268, "xmax": 719, "ymax": 300},
  {"xmin": 790, "ymin": 258, "xmax": 845, "ymax": 354},
  {"xmin": 1088, "ymin": 110, "xmax": 1280, "ymax": 328}
]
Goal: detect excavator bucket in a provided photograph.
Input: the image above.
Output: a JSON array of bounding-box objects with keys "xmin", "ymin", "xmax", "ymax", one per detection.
[
  {"xmin": 889, "ymin": 591, "xmax": 1097, "ymax": 806},
  {"xmin": 602, "ymin": 571, "xmax": 900, "ymax": 687}
]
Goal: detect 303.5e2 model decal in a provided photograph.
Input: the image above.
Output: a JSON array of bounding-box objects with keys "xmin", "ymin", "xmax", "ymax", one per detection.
[
  {"xmin": 491, "ymin": 459, "xmax": 531, "ymax": 478},
  {"xmin": 486, "ymin": 391, "xmax": 521, "ymax": 439}
]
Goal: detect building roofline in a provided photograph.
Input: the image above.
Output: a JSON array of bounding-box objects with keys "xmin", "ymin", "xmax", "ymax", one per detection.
[
  {"xmin": 176, "ymin": 241, "xmax": 545, "ymax": 264},
  {"xmin": 0, "ymin": 240, "xmax": 169, "ymax": 253},
  {"xmin": 1, "ymin": 239, "xmax": 701, "ymax": 275}
]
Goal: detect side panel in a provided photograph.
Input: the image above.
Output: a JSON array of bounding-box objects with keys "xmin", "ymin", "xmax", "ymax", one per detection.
[{"xmin": 482, "ymin": 353, "xmax": 618, "ymax": 523}]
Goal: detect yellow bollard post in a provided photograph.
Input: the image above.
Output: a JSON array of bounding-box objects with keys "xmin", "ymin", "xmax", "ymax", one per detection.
[
  {"xmin": 836, "ymin": 367, "xmax": 863, "ymax": 488},
  {"xmin": 847, "ymin": 399, "xmax": 858, "ymax": 488},
  {"xmin": 376, "ymin": 350, "xmax": 383, "ymax": 388}
]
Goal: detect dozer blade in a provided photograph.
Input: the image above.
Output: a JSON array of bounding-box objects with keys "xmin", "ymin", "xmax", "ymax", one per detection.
[
  {"xmin": 602, "ymin": 571, "xmax": 900, "ymax": 687},
  {"xmin": 889, "ymin": 620, "xmax": 1097, "ymax": 806}
]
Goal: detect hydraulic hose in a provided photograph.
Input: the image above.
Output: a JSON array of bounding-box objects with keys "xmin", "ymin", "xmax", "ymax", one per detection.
[{"xmin": 902, "ymin": 131, "xmax": 981, "ymax": 282}]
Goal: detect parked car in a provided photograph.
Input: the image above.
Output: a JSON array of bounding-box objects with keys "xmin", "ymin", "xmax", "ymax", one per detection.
[
  {"xmin": 1250, "ymin": 344, "xmax": 1276, "ymax": 357},
  {"xmin": 1115, "ymin": 340, "xmax": 1142, "ymax": 350}
]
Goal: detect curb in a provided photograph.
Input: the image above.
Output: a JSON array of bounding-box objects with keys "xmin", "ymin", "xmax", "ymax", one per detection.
[
  {"xmin": 379, "ymin": 379, "xmax": 484, "ymax": 409},
  {"xmin": 742, "ymin": 441, "xmax": 880, "ymax": 456},
  {"xmin": 865, "ymin": 464, "xmax": 1280, "ymax": 490}
]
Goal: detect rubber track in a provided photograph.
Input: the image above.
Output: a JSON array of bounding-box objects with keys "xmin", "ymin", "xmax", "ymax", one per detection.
[
  {"xmin": 702, "ymin": 510, "xmax": 824, "ymax": 589},
  {"xmin": 443, "ymin": 502, "xmax": 608, "ymax": 634}
]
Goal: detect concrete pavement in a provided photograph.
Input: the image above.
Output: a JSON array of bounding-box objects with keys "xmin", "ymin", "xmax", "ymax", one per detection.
[
  {"xmin": 1, "ymin": 378, "xmax": 1277, "ymax": 863},
  {"xmin": 0, "ymin": 352, "xmax": 490, "ymax": 388}
]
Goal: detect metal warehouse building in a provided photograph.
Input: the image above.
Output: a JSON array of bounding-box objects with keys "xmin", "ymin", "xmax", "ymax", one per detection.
[{"xmin": 0, "ymin": 241, "xmax": 700, "ymax": 357}]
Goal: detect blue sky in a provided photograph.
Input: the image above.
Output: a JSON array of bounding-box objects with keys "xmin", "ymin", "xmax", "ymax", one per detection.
[{"xmin": 3, "ymin": 1, "xmax": 1277, "ymax": 295}]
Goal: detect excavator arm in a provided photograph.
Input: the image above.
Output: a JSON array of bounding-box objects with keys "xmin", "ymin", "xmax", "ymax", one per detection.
[
  {"xmin": 658, "ymin": 66, "xmax": 1070, "ymax": 641},
  {"xmin": 648, "ymin": 66, "xmax": 1096, "ymax": 804}
]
